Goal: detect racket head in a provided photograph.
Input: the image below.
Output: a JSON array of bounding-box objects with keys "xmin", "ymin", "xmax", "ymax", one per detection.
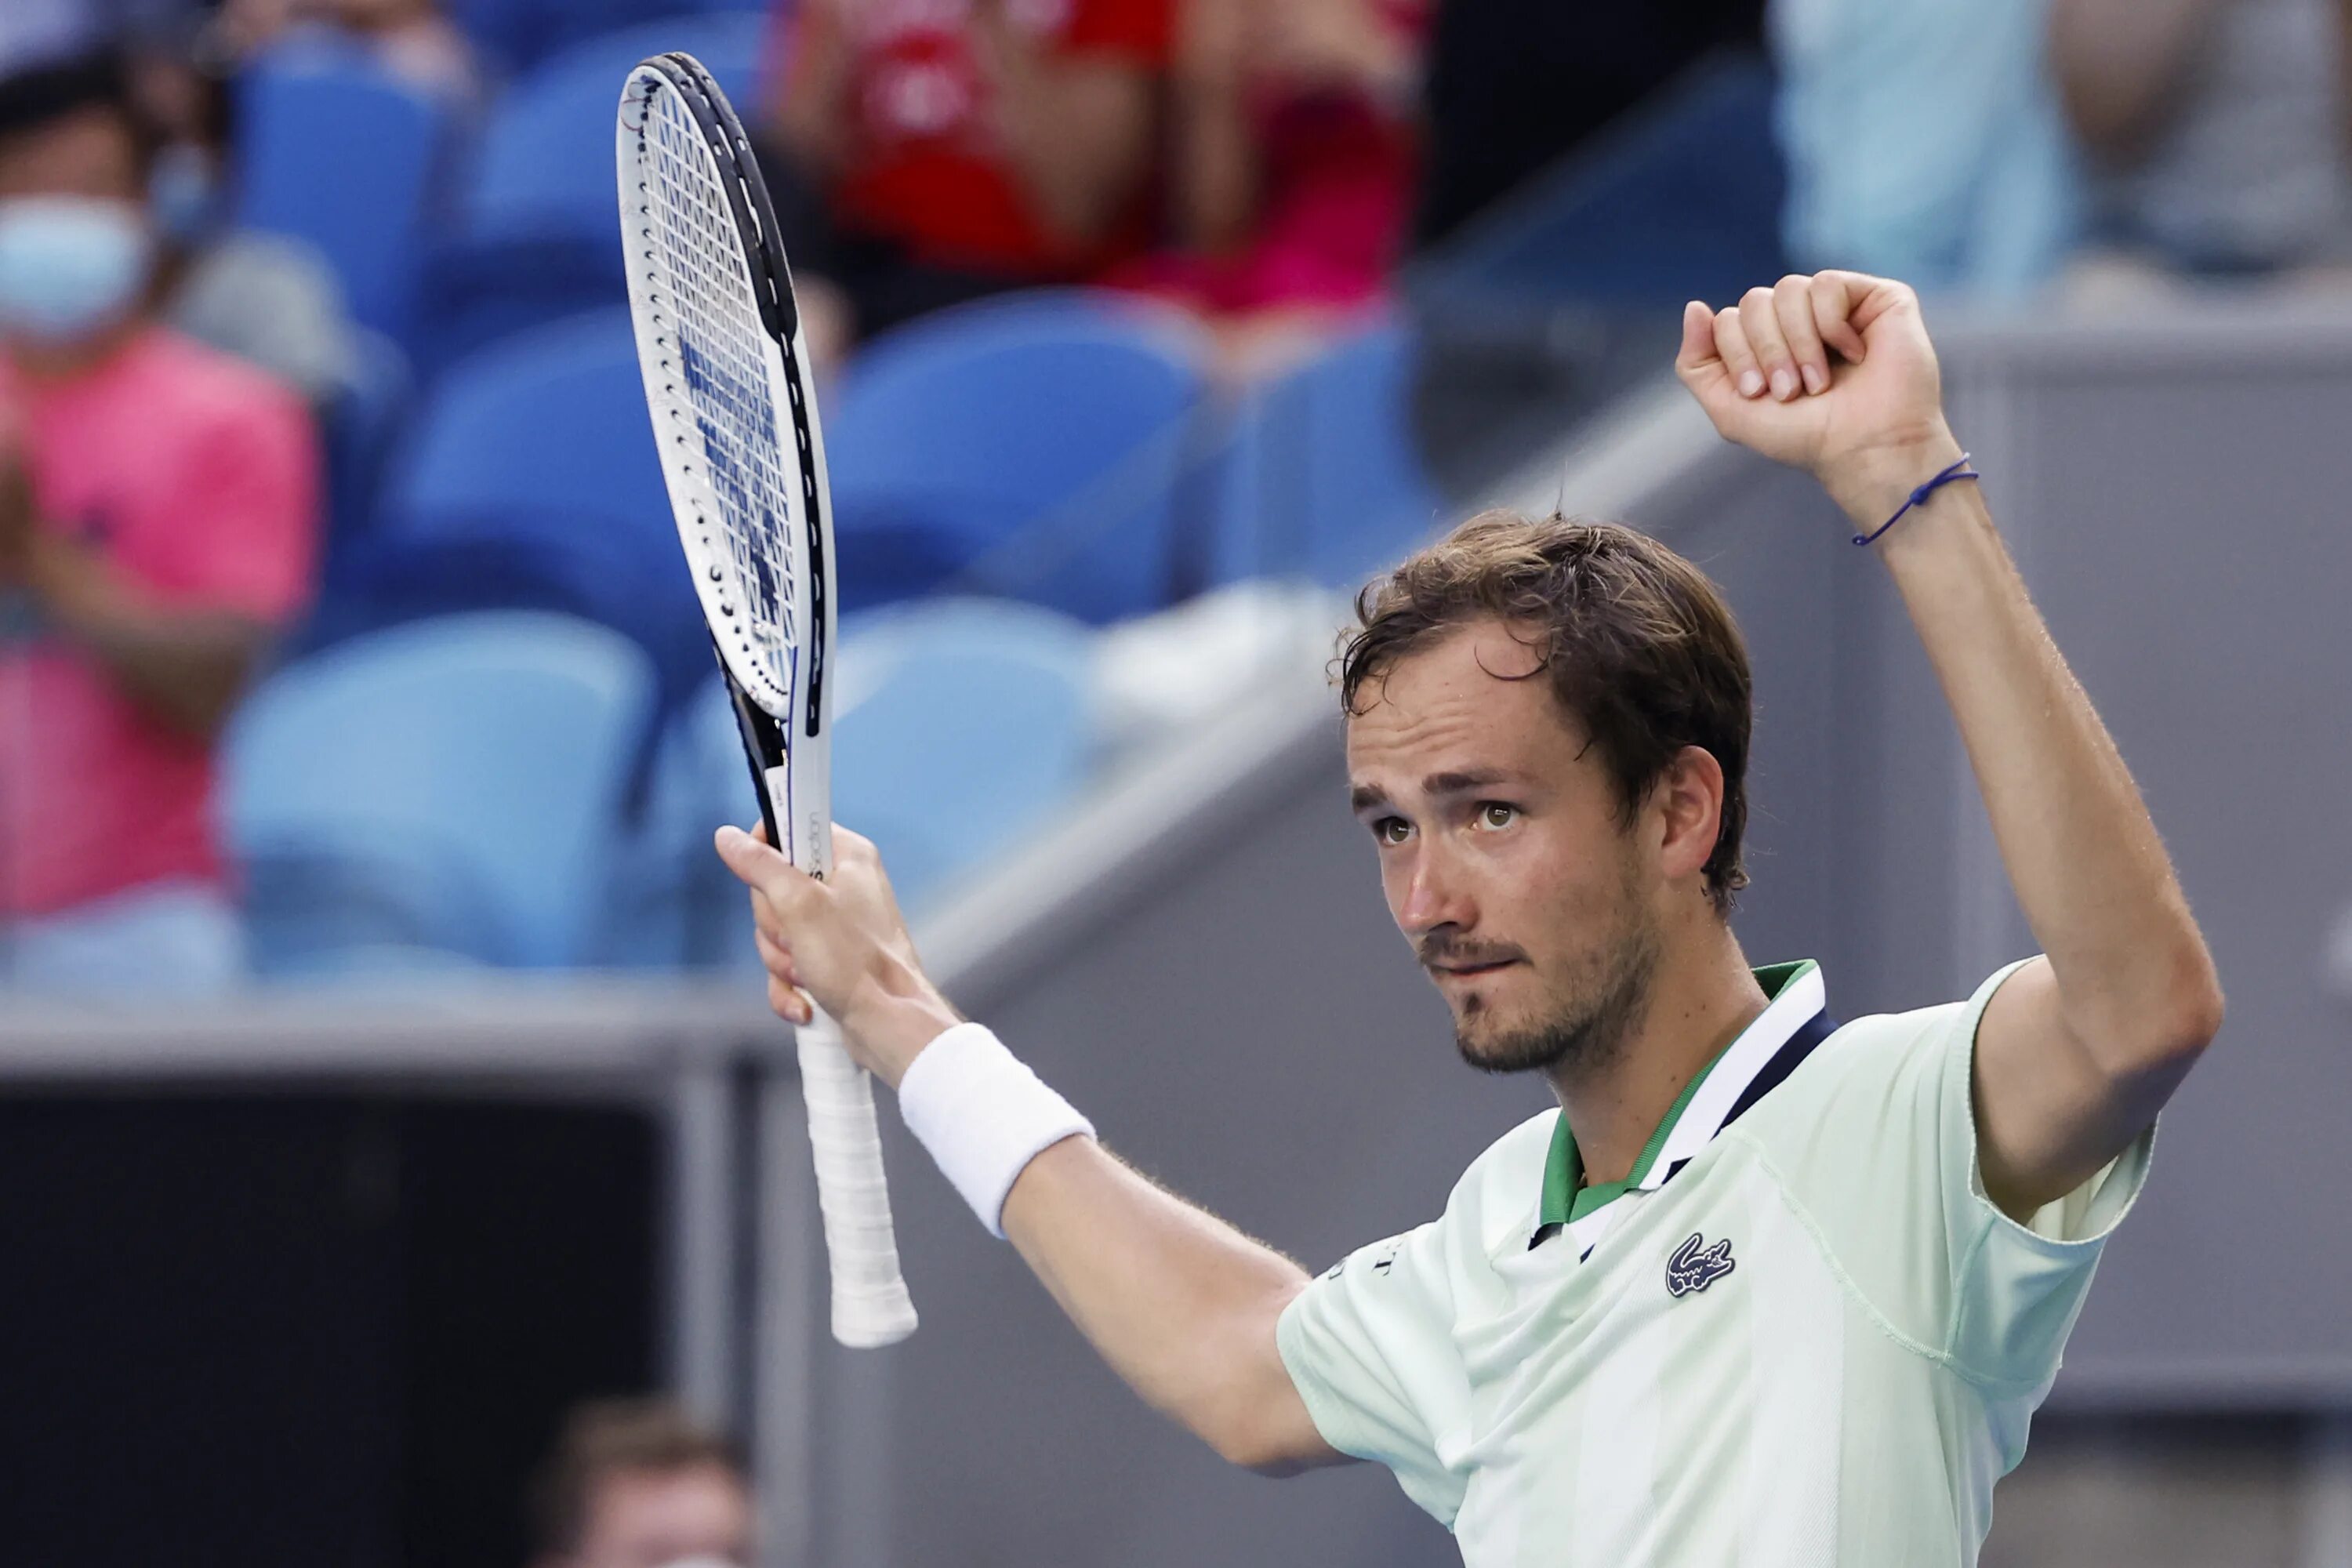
[{"xmin": 619, "ymin": 52, "xmax": 837, "ymax": 876}]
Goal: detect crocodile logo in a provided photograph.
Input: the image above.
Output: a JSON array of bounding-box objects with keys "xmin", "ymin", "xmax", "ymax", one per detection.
[{"xmin": 1666, "ymin": 1232, "xmax": 1737, "ymax": 1298}]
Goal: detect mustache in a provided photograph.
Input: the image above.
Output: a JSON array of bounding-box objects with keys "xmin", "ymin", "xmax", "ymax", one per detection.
[{"xmin": 1417, "ymin": 938, "xmax": 1526, "ymax": 971}]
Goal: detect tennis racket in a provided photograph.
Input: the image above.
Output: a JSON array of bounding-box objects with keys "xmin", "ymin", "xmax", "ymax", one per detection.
[{"xmin": 618, "ymin": 52, "xmax": 916, "ymax": 1348}]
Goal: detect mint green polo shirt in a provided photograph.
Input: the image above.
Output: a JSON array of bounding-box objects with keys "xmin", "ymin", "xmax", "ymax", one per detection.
[{"xmin": 1276, "ymin": 960, "xmax": 2153, "ymax": 1566}]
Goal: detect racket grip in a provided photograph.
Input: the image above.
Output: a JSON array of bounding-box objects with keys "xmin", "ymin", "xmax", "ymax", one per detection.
[{"xmin": 796, "ymin": 1009, "xmax": 919, "ymax": 1348}]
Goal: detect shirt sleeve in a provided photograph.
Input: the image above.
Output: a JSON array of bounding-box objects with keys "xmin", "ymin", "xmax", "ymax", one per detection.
[
  {"xmin": 1276, "ymin": 1221, "xmax": 1467, "ymax": 1525},
  {"xmin": 1936, "ymin": 963, "xmax": 2154, "ymax": 1388},
  {"xmin": 1754, "ymin": 961, "xmax": 2154, "ymax": 1392},
  {"xmin": 146, "ymin": 389, "xmax": 321, "ymax": 625}
]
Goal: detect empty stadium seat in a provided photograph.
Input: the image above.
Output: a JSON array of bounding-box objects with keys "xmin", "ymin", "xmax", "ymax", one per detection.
[
  {"xmin": 235, "ymin": 38, "xmax": 456, "ymax": 343},
  {"xmin": 829, "ymin": 601, "xmax": 1098, "ymax": 906},
  {"xmin": 358, "ymin": 310, "xmax": 708, "ymax": 702},
  {"xmin": 607, "ymin": 598, "xmax": 1098, "ymax": 966},
  {"xmin": 1208, "ymin": 321, "xmax": 1447, "ymax": 589},
  {"xmin": 422, "ymin": 13, "xmax": 766, "ymax": 366},
  {"xmin": 823, "ymin": 292, "xmax": 1214, "ymax": 623},
  {"xmin": 224, "ymin": 612, "xmax": 657, "ymax": 975},
  {"xmin": 448, "ymin": 0, "xmax": 768, "ymax": 76}
]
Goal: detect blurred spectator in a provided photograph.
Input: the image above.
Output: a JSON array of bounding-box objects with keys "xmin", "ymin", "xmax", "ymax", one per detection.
[
  {"xmin": 1413, "ymin": 0, "xmax": 1762, "ymax": 250},
  {"xmin": 0, "ymin": 50, "xmax": 318, "ymax": 996},
  {"xmin": 2052, "ymin": 0, "xmax": 2352, "ymax": 278},
  {"xmin": 1771, "ymin": 0, "xmax": 2080, "ymax": 296},
  {"xmin": 0, "ymin": 2, "xmax": 201, "ymax": 77},
  {"xmin": 757, "ymin": 0, "xmax": 1174, "ymax": 364},
  {"xmin": 125, "ymin": 38, "xmax": 359, "ymax": 405},
  {"xmin": 215, "ymin": 0, "xmax": 481, "ymax": 104},
  {"xmin": 1115, "ymin": 0, "xmax": 1427, "ymax": 376},
  {"xmin": 529, "ymin": 1398, "xmax": 754, "ymax": 1568}
]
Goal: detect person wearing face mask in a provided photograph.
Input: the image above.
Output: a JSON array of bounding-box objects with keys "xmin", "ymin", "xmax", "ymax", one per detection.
[
  {"xmin": 0, "ymin": 49, "xmax": 318, "ymax": 996},
  {"xmin": 528, "ymin": 1399, "xmax": 756, "ymax": 1568}
]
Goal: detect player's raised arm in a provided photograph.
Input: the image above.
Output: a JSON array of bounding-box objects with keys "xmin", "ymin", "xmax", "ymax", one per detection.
[
  {"xmin": 714, "ymin": 825, "xmax": 1345, "ymax": 1474},
  {"xmin": 1674, "ymin": 271, "xmax": 2225, "ymax": 1218}
]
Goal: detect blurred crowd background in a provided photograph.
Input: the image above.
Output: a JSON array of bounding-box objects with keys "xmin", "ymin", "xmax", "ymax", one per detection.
[
  {"xmin": 2, "ymin": 3, "xmax": 2349, "ymax": 1567},
  {"xmin": 3, "ymin": 0, "xmax": 2342, "ymax": 992}
]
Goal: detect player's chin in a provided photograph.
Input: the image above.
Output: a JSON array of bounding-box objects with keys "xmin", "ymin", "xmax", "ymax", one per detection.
[
  {"xmin": 1446, "ymin": 989, "xmax": 1529, "ymax": 1048},
  {"xmin": 1451, "ymin": 1013, "xmax": 1559, "ymax": 1076}
]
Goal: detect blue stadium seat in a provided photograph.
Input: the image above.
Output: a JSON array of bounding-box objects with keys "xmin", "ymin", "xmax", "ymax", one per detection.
[
  {"xmin": 224, "ymin": 612, "xmax": 656, "ymax": 975},
  {"xmin": 1208, "ymin": 321, "xmax": 1447, "ymax": 589},
  {"xmin": 234, "ymin": 38, "xmax": 456, "ymax": 342},
  {"xmin": 358, "ymin": 310, "xmax": 709, "ymax": 702},
  {"xmin": 421, "ymin": 13, "xmax": 766, "ymax": 368},
  {"xmin": 823, "ymin": 292, "xmax": 1214, "ymax": 623},
  {"xmin": 607, "ymin": 598, "xmax": 1098, "ymax": 966},
  {"xmin": 321, "ymin": 326, "xmax": 415, "ymax": 540},
  {"xmin": 448, "ymin": 0, "xmax": 767, "ymax": 77}
]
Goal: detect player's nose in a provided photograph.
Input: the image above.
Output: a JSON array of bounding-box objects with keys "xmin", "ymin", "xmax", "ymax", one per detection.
[{"xmin": 1395, "ymin": 851, "xmax": 1474, "ymax": 937}]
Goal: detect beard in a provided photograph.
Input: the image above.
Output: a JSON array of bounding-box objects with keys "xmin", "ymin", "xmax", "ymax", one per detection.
[{"xmin": 1447, "ymin": 875, "xmax": 1662, "ymax": 1079}]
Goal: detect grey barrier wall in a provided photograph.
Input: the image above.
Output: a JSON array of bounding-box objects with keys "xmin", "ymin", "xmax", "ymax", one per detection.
[{"xmin": 807, "ymin": 303, "xmax": 2352, "ymax": 1566}]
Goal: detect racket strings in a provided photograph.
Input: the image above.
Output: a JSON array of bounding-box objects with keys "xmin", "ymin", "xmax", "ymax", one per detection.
[{"xmin": 641, "ymin": 85, "xmax": 802, "ymax": 699}]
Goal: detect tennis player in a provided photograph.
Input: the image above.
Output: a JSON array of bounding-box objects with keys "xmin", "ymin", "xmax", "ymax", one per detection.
[{"xmin": 715, "ymin": 270, "xmax": 2223, "ymax": 1564}]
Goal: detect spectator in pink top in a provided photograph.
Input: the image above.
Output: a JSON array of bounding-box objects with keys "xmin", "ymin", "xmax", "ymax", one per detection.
[{"xmin": 0, "ymin": 51, "xmax": 318, "ymax": 996}]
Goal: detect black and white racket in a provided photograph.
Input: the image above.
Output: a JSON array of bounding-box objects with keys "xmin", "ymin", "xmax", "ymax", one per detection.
[{"xmin": 619, "ymin": 52, "xmax": 916, "ymax": 1348}]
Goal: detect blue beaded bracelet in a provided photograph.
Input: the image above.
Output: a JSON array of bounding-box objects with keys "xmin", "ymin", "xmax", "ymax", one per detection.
[{"xmin": 1852, "ymin": 454, "xmax": 1980, "ymax": 547}]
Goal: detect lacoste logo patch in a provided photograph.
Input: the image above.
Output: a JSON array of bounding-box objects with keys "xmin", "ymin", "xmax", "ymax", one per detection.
[{"xmin": 1666, "ymin": 1232, "xmax": 1736, "ymax": 1298}]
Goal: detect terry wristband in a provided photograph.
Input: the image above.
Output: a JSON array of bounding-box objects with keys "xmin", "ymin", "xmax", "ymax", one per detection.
[{"xmin": 896, "ymin": 1022, "xmax": 1095, "ymax": 1238}]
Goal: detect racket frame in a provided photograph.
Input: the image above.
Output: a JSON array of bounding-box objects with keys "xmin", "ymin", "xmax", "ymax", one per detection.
[
  {"xmin": 619, "ymin": 51, "xmax": 915, "ymax": 1349},
  {"xmin": 620, "ymin": 52, "xmax": 834, "ymax": 873}
]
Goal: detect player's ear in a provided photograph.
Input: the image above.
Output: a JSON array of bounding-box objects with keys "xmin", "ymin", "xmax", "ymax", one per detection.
[{"xmin": 1652, "ymin": 746, "xmax": 1726, "ymax": 887}]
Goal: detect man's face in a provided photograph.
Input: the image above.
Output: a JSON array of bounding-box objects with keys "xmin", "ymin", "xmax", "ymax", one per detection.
[
  {"xmin": 569, "ymin": 1462, "xmax": 754, "ymax": 1568},
  {"xmin": 1345, "ymin": 619, "xmax": 1661, "ymax": 1077},
  {"xmin": 0, "ymin": 105, "xmax": 144, "ymax": 205}
]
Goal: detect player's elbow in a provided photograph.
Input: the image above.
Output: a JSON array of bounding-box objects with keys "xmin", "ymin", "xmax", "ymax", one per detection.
[
  {"xmin": 2147, "ymin": 929, "xmax": 2226, "ymax": 1062},
  {"xmin": 2164, "ymin": 959, "xmax": 2226, "ymax": 1061},
  {"xmin": 2088, "ymin": 938, "xmax": 2225, "ymax": 1074},
  {"xmin": 1196, "ymin": 1400, "xmax": 1329, "ymax": 1476}
]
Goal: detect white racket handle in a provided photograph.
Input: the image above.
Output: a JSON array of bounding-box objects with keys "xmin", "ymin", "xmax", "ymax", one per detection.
[{"xmin": 795, "ymin": 1008, "xmax": 918, "ymax": 1347}]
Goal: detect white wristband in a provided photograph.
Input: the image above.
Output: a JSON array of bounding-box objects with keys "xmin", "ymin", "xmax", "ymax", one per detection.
[{"xmin": 896, "ymin": 1022, "xmax": 1094, "ymax": 1238}]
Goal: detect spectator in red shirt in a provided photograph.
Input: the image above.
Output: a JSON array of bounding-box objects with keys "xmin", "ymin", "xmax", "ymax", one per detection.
[
  {"xmin": 758, "ymin": 0, "xmax": 1174, "ymax": 364},
  {"xmin": 0, "ymin": 51, "xmax": 318, "ymax": 996},
  {"xmin": 1120, "ymin": 0, "xmax": 1427, "ymax": 376}
]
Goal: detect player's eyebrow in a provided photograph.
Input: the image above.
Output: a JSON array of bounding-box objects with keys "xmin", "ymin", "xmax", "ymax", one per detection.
[
  {"xmin": 1349, "ymin": 768, "xmax": 1524, "ymax": 817},
  {"xmin": 1423, "ymin": 768, "xmax": 1519, "ymax": 798}
]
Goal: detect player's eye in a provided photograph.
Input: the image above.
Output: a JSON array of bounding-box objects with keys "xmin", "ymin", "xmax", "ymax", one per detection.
[
  {"xmin": 1475, "ymin": 802, "xmax": 1519, "ymax": 830},
  {"xmin": 1373, "ymin": 817, "xmax": 1413, "ymax": 846}
]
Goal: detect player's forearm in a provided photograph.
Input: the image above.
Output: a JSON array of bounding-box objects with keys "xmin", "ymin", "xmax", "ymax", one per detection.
[
  {"xmin": 1829, "ymin": 439, "xmax": 2223, "ymax": 1070},
  {"xmin": 836, "ymin": 991, "xmax": 1334, "ymax": 1470},
  {"xmin": 1000, "ymin": 1136, "xmax": 1331, "ymax": 1472}
]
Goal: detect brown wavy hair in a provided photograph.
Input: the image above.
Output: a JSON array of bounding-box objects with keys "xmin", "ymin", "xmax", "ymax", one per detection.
[{"xmin": 1338, "ymin": 511, "xmax": 1753, "ymax": 913}]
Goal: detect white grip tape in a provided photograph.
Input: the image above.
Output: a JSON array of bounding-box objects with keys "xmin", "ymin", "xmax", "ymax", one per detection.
[
  {"xmin": 796, "ymin": 1010, "xmax": 918, "ymax": 1348},
  {"xmin": 896, "ymin": 1023, "xmax": 1095, "ymax": 1238}
]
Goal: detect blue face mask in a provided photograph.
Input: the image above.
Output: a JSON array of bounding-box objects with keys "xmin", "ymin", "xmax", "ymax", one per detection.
[{"xmin": 0, "ymin": 195, "xmax": 152, "ymax": 346}]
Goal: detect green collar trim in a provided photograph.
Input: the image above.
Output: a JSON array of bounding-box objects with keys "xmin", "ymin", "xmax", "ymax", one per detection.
[{"xmin": 1538, "ymin": 960, "xmax": 1817, "ymax": 1228}]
